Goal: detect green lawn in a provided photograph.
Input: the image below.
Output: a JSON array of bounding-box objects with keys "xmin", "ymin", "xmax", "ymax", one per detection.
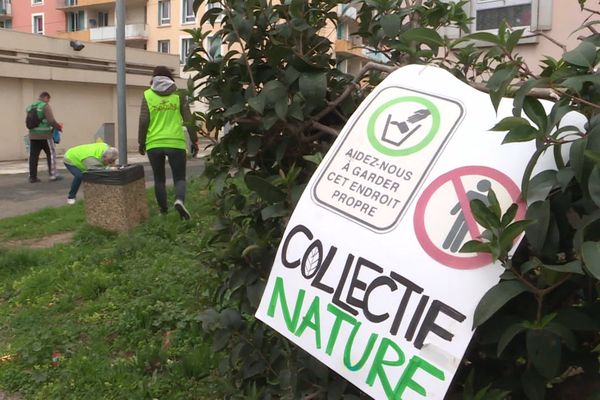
[{"xmin": 0, "ymin": 178, "xmax": 224, "ymax": 399}]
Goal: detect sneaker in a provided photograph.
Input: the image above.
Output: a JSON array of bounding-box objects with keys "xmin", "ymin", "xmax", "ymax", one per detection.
[
  {"xmin": 49, "ymin": 175, "xmax": 63, "ymax": 181},
  {"xmin": 29, "ymin": 177, "xmax": 41, "ymax": 183},
  {"xmin": 174, "ymin": 199, "xmax": 191, "ymax": 220},
  {"xmin": 67, "ymin": 198, "xmax": 76, "ymax": 205}
]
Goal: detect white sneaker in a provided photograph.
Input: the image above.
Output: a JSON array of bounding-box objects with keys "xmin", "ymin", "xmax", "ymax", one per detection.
[
  {"xmin": 67, "ymin": 198, "xmax": 76, "ymax": 205},
  {"xmin": 174, "ymin": 199, "xmax": 190, "ymax": 220}
]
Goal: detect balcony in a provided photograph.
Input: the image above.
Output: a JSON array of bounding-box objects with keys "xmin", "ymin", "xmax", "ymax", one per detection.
[
  {"xmin": 57, "ymin": 0, "xmax": 145, "ymax": 9},
  {"xmin": 335, "ymin": 39, "xmax": 388, "ymax": 63},
  {"xmin": 90, "ymin": 23, "xmax": 147, "ymax": 42},
  {"xmin": 54, "ymin": 29, "xmax": 91, "ymax": 42},
  {"xmin": 0, "ymin": 1, "xmax": 11, "ymax": 21}
]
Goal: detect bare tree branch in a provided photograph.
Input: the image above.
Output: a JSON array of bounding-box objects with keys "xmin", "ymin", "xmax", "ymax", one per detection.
[{"xmin": 529, "ymin": 31, "xmax": 567, "ymax": 51}]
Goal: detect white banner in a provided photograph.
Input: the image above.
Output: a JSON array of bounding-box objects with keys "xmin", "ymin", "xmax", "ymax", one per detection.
[{"xmin": 256, "ymin": 65, "xmax": 584, "ymax": 399}]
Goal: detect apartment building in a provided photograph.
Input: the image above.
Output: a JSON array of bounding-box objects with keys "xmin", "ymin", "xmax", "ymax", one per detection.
[
  {"xmin": 54, "ymin": 0, "xmax": 148, "ymax": 49},
  {"xmin": 146, "ymin": 0, "xmax": 220, "ymax": 67},
  {"xmin": 0, "ymin": 0, "xmax": 11, "ymax": 29},
  {"xmin": 10, "ymin": 0, "xmax": 65, "ymax": 36}
]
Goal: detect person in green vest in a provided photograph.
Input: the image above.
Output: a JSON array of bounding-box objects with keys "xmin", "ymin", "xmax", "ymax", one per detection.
[
  {"xmin": 26, "ymin": 92, "xmax": 63, "ymax": 183},
  {"xmin": 138, "ymin": 66, "xmax": 198, "ymax": 220},
  {"xmin": 63, "ymin": 142, "xmax": 118, "ymax": 205}
]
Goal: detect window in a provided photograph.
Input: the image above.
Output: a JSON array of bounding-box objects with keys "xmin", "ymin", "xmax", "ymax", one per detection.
[
  {"xmin": 158, "ymin": 0, "xmax": 170, "ymax": 25},
  {"xmin": 469, "ymin": 0, "xmax": 552, "ymax": 33},
  {"xmin": 474, "ymin": 0, "xmax": 531, "ymax": 31},
  {"xmin": 65, "ymin": 0, "xmax": 76, "ymax": 6},
  {"xmin": 206, "ymin": 1, "xmax": 223, "ymax": 22},
  {"xmin": 32, "ymin": 13, "xmax": 43, "ymax": 34},
  {"xmin": 158, "ymin": 40, "xmax": 170, "ymax": 53},
  {"xmin": 66, "ymin": 11, "xmax": 84, "ymax": 32},
  {"xmin": 337, "ymin": 22, "xmax": 348, "ymax": 40},
  {"xmin": 0, "ymin": 20, "xmax": 11, "ymax": 29},
  {"xmin": 182, "ymin": 0, "xmax": 195, "ymax": 24},
  {"xmin": 180, "ymin": 37, "xmax": 194, "ymax": 64},
  {"xmin": 32, "ymin": 0, "xmax": 42, "ymax": 4},
  {"xmin": 207, "ymin": 35, "xmax": 221, "ymax": 60},
  {"xmin": 98, "ymin": 12, "xmax": 109, "ymax": 27}
]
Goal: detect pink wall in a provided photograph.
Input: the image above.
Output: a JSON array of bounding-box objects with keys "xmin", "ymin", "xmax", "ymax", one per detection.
[
  {"xmin": 11, "ymin": 0, "xmax": 65, "ymax": 36},
  {"xmin": 518, "ymin": 2, "xmax": 600, "ymax": 72}
]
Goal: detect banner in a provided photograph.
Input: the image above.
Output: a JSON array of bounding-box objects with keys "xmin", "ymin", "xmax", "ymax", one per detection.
[{"xmin": 255, "ymin": 65, "xmax": 584, "ymax": 399}]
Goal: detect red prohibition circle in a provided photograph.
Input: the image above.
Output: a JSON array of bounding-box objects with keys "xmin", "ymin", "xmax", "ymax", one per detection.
[{"xmin": 413, "ymin": 166, "xmax": 526, "ymax": 270}]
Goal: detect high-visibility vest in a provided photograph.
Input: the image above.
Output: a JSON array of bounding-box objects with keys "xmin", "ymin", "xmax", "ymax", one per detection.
[{"xmin": 144, "ymin": 89, "xmax": 186, "ymax": 151}]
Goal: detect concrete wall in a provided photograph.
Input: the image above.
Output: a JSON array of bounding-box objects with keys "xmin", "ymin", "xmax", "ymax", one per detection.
[{"xmin": 0, "ymin": 29, "xmax": 184, "ymax": 161}]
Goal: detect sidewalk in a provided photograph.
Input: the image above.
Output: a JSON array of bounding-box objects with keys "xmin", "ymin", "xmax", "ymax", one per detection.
[
  {"xmin": 0, "ymin": 138, "xmax": 214, "ymax": 175},
  {"xmin": 0, "ymin": 153, "xmax": 149, "ymax": 175}
]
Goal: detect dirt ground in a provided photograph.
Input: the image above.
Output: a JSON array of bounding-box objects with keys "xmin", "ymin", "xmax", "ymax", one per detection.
[{"xmin": 4, "ymin": 232, "xmax": 74, "ymax": 249}]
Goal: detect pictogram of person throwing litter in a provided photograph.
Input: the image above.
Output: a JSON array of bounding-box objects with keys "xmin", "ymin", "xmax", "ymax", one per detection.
[
  {"xmin": 381, "ymin": 109, "xmax": 431, "ymax": 147},
  {"xmin": 442, "ymin": 179, "xmax": 491, "ymax": 253}
]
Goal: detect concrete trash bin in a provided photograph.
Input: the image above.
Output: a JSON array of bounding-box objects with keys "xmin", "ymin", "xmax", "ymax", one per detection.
[{"xmin": 82, "ymin": 164, "xmax": 149, "ymax": 232}]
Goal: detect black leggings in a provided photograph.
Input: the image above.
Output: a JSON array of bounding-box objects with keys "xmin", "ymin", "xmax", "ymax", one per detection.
[
  {"xmin": 29, "ymin": 138, "xmax": 57, "ymax": 178},
  {"xmin": 147, "ymin": 148, "xmax": 187, "ymax": 213}
]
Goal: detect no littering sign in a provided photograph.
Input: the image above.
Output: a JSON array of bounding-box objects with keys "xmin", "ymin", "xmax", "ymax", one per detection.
[
  {"xmin": 414, "ymin": 166, "xmax": 526, "ymax": 270},
  {"xmin": 256, "ymin": 65, "xmax": 578, "ymax": 400}
]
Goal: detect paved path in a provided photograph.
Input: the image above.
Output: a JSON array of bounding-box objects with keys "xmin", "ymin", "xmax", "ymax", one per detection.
[{"xmin": 0, "ymin": 156, "xmax": 206, "ymax": 219}]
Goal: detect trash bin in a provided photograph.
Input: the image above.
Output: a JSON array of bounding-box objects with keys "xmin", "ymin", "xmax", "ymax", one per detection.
[{"xmin": 82, "ymin": 164, "xmax": 148, "ymax": 232}]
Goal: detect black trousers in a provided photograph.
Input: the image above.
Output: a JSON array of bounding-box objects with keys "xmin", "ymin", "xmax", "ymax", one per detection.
[
  {"xmin": 147, "ymin": 148, "xmax": 187, "ymax": 213},
  {"xmin": 29, "ymin": 138, "xmax": 57, "ymax": 179}
]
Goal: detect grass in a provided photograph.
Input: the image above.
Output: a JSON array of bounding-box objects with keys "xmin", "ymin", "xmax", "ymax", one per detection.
[
  {"xmin": 0, "ymin": 204, "xmax": 86, "ymax": 241},
  {"xmin": 0, "ymin": 177, "xmax": 225, "ymax": 399}
]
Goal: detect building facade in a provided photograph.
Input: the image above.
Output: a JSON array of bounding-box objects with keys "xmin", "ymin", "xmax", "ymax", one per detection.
[{"xmin": 11, "ymin": 0, "xmax": 65, "ymax": 36}]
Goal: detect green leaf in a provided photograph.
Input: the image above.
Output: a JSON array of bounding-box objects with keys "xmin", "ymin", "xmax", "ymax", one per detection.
[
  {"xmin": 527, "ymin": 329, "xmax": 561, "ymax": 379},
  {"xmin": 487, "ymin": 67, "xmax": 517, "ymax": 92},
  {"xmin": 487, "ymin": 189, "xmax": 501, "ymax": 219},
  {"xmin": 563, "ymin": 40, "xmax": 597, "ymax": 68},
  {"xmin": 499, "ymin": 220, "xmax": 533, "ymax": 252},
  {"xmin": 497, "ymin": 322, "xmax": 525, "ymax": 356},
  {"xmin": 581, "ymin": 241, "xmax": 600, "ymax": 279},
  {"xmin": 263, "ymin": 80, "xmax": 287, "ymax": 104},
  {"xmin": 556, "ymin": 168, "xmax": 574, "ymax": 191},
  {"xmin": 275, "ymin": 100, "xmax": 289, "ymax": 121},
  {"xmin": 545, "ymin": 321, "xmax": 577, "ymax": 351},
  {"xmin": 570, "ymin": 138, "xmax": 589, "ymax": 185},
  {"xmin": 473, "ymin": 280, "xmax": 529, "ymax": 328},
  {"xmin": 244, "ymin": 174, "xmax": 285, "ymax": 203},
  {"xmin": 521, "ymin": 145, "xmax": 550, "ymax": 201},
  {"xmin": 521, "ymin": 368, "xmax": 546, "ymax": 400},
  {"xmin": 490, "ymin": 117, "xmax": 532, "ymax": 131},
  {"xmin": 543, "ymin": 260, "xmax": 584, "ymax": 274},
  {"xmin": 461, "ymin": 31, "xmax": 502, "ymax": 44},
  {"xmin": 222, "ymin": 103, "xmax": 245, "ymax": 117},
  {"xmin": 588, "ymin": 166, "xmax": 600, "ymax": 207},
  {"xmin": 501, "ymin": 203, "xmax": 519, "ymax": 227},
  {"xmin": 525, "ymin": 200, "xmax": 551, "ymax": 255},
  {"xmin": 299, "ymin": 72, "xmax": 327, "ymax": 103},
  {"xmin": 261, "ymin": 203, "xmax": 288, "ymax": 220},
  {"xmin": 527, "ymin": 170, "xmax": 557, "ymax": 200},
  {"xmin": 380, "ymin": 14, "xmax": 402, "ymax": 37},
  {"xmin": 506, "ymin": 29, "xmax": 525, "ymax": 52},
  {"xmin": 470, "ymin": 199, "xmax": 501, "ymax": 230},
  {"xmin": 246, "ymin": 136, "xmax": 261, "ymax": 157},
  {"xmin": 523, "ymin": 97, "xmax": 548, "ymax": 133},
  {"xmin": 401, "ymin": 28, "xmax": 444, "ymax": 47},
  {"xmin": 585, "ymin": 149, "xmax": 600, "ymax": 166},
  {"xmin": 502, "ymin": 125, "xmax": 539, "ymax": 144},
  {"xmin": 248, "ymin": 94, "xmax": 266, "ymax": 114},
  {"xmin": 561, "ymin": 74, "xmax": 600, "ymax": 92},
  {"xmin": 459, "ymin": 240, "xmax": 493, "ymax": 254},
  {"xmin": 512, "ymin": 79, "xmax": 549, "ymax": 117}
]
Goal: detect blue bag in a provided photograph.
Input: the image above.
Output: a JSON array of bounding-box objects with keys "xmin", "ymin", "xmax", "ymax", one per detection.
[{"xmin": 52, "ymin": 128, "xmax": 61, "ymax": 144}]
